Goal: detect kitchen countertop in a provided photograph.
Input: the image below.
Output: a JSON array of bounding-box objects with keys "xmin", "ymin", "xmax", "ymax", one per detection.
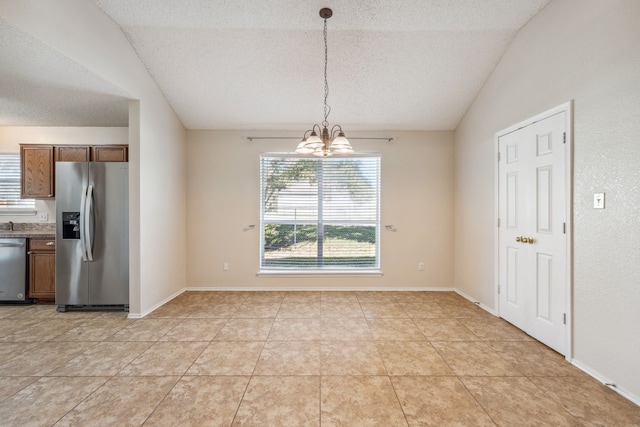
[
  {"xmin": 0, "ymin": 230, "xmax": 55, "ymax": 239},
  {"xmin": 0, "ymin": 223, "xmax": 55, "ymax": 239}
]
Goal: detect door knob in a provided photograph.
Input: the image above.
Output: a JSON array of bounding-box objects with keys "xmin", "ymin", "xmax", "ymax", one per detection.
[{"xmin": 515, "ymin": 236, "xmax": 535, "ymax": 244}]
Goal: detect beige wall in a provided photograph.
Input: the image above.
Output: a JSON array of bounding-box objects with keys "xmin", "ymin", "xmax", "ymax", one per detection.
[
  {"xmin": 454, "ymin": 0, "xmax": 640, "ymax": 401},
  {"xmin": 0, "ymin": 126, "xmax": 128, "ymax": 224},
  {"xmin": 5, "ymin": 0, "xmax": 639, "ymax": 404},
  {"xmin": 187, "ymin": 130, "xmax": 454, "ymax": 289},
  {"xmin": 0, "ymin": 126, "xmax": 128, "ymax": 149},
  {"xmin": 1, "ymin": 0, "xmax": 188, "ymax": 316}
]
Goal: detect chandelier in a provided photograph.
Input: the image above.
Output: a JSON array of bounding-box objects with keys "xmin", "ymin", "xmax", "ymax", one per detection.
[{"xmin": 295, "ymin": 8, "xmax": 354, "ymax": 157}]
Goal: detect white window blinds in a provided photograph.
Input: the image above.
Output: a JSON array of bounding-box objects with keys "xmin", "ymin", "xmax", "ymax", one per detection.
[
  {"xmin": 260, "ymin": 154, "xmax": 380, "ymax": 270},
  {"xmin": 0, "ymin": 153, "xmax": 36, "ymax": 211}
]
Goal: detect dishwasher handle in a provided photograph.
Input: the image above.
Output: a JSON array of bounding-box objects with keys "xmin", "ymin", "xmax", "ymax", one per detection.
[{"xmin": 0, "ymin": 242, "xmax": 25, "ymax": 248}]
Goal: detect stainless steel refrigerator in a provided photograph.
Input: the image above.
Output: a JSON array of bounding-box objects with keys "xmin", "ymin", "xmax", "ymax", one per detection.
[{"xmin": 55, "ymin": 162, "xmax": 129, "ymax": 312}]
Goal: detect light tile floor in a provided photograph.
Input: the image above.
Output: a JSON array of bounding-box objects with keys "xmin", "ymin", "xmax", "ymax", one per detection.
[{"xmin": 0, "ymin": 291, "xmax": 638, "ymax": 426}]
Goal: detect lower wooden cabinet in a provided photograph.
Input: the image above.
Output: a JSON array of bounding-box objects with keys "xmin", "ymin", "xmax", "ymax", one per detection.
[{"xmin": 28, "ymin": 238, "xmax": 56, "ymax": 301}]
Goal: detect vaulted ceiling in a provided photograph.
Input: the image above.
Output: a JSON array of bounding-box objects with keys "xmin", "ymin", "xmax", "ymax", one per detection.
[
  {"xmin": 1, "ymin": 0, "xmax": 551, "ymax": 129},
  {"xmin": 0, "ymin": 16, "xmax": 130, "ymax": 127}
]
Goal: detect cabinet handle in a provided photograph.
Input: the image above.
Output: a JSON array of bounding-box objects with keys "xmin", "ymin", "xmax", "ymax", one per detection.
[{"xmin": 46, "ymin": 242, "xmax": 55, "ymax": 246}]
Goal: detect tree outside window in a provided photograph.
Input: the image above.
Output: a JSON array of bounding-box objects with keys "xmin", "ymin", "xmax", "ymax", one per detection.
[{"xmin": 260, "ymin": 155, "xmax": 380, "ymax": 270}]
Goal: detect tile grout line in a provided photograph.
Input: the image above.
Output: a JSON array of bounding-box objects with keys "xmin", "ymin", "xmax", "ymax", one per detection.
[
  {"xmin": 143, "ymin": 323, "xmax": 219, "ymax": 425},
  {"xmin": 2, "ymin": 292, "xmax": 638, "ymax": 425},
  {"xmin": 229, "ymin": 308, "xmax": 280, "ymax": 425}
]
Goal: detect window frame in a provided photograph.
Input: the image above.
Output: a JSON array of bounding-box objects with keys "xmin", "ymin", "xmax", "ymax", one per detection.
[
  {"xmin": 0, "ymin": 152, "xmax": 36, "ymax": 216},
  {"xmin": 258, "ymin": 153, "xmax": 382, "ymax": 276}
]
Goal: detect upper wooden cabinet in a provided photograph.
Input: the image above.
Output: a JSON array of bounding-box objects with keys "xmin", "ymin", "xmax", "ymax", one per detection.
[
  {"xmin": 55, "ymin": 145, "xmax": 91, "ymax": 162},
  {"xmin": 20, "ymin": 144, "xmax": 128, "ymax": 199},
  {"xmin": 20, "ymin": 145, "xmax": 54, "ymax": 199},
  {"xmin": 91, "ymin": 145, "xmax": 128, "ymax": 162},
  {"xmin": 55, "ymin": 144, "xmax": 128, "ymax": 162}
]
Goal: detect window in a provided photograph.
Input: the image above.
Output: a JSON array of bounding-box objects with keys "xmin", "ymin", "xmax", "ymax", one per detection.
[
  {"xmin": 260, "ymin": 154, "xmax": 380, "ymax": 271},
  {"xmin": 0, "ymin": 153, "xmax": 36, "ymax": 214}
]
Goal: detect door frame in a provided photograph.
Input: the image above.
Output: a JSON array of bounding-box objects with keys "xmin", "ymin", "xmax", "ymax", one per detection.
[{"xmin": 494, "ymin": 101, "xmax": 574, "ymax": 360}]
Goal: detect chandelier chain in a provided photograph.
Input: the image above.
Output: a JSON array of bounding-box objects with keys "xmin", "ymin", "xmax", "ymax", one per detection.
[
  {"xmin": 322, "ymin": 16, "xmax": 331, "ymax": 128},
  {"xmin": 295, "ymin": 8, "xmax": 353, "ymax": 157}
]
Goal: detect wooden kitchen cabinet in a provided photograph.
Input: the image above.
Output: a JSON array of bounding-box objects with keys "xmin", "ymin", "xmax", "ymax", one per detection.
[
  {"xmin": 91, "ymin": 145, "xmax": 128, "ymax": 162},
  {"xmin": 55, "ymin": 145, "xmax": 91, "ymax": 162},
  {"xmin": 20, "ymin": 144, "xmax": 128, "ymax": 198},
  {"xmin": 20, "ymin": 145, "xmax": 54, "ymax": 199},
  {"xmin": 57, "ymin": 144, "xmax": 128, "ymax": 162},
  {"xmin": 28, "ymin": 238, "xmax": 56, "ymax": 301}
]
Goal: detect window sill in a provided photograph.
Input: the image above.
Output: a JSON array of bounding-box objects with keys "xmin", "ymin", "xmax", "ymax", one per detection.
[
  {"xmin": 0, "ymin": 209, "xmax": 37, "ymax": 216},
  {"xmin": 257, "ymin": 269, "xmax": 383, "ymax": 277}
]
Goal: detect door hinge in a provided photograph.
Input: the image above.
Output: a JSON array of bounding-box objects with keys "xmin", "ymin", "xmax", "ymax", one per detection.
[
  {"xmin": 563, "ymin": 222, "xmax": 566, "ymax": 234},
  {"xmin": 497, "ymin": 284, "xmax": 501, "ymax": 294},
  {"xmin": 563, "ymin": 132, "xmax": 567, "ymax": 144},
  {"xmin": 497, "ymin": 218, "xmax": 501, "ymax": 227},
  {"xmin": 497, "ymin": 152, "xmax": 501, "ymax": 161},
  {"xmin": 563, "ymin": 313, "xmax": 567, "ymax": 324}
]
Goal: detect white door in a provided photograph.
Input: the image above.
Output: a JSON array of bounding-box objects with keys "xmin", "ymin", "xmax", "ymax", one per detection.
[{"xmin": 498, "ymin": 110, "xmax": 568, "ymax": 355}]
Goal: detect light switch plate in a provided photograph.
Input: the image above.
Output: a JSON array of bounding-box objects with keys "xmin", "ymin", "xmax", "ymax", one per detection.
[{"xmin": 593, "ymin": 193, "xmax": 605, "ymax": 209}]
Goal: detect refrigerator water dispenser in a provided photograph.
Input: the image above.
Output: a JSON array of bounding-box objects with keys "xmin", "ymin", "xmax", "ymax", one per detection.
[{"xmin": 62, "ymin": 212, "xmax": 81, "ymax": 239}]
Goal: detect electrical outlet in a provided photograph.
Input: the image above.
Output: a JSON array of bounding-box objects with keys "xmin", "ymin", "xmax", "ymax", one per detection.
[
  {"xmin": 38, "ymin": 212, "xmax": 48, "ymax": 222},
  {"xmin": 223, "ymin": 262, "xmax": 229, "ymax": 271},
  {"xmin": 418, "ymin": 262, "xmax": 425, "ymax": 271}
]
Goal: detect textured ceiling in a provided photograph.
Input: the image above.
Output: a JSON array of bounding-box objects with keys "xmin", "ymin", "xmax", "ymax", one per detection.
[
  {"xmin": 1, "ymin": 0, "xmax": 551, "ymax": 130},
  {"xmin": 0, "ymin": 17, "xmax": 130, "ymax": 127},
  {"xmin": 93, "ymin": 0, "xmax": 550, "ymax": 131}
]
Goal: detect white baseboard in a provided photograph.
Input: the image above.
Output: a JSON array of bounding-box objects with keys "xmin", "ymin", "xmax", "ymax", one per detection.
[
  {"xmin": 135, "ymin": 285, "xmax": 456, "ymax": 317},
  {"xmin": 454, "ymin": 288, "xmax": 498, "ymax": 317},
  {"xmin": 138, "ymin": 284, "xmax": 640, "ymax": 407},
  {"xmin": 453, "ymin": 289, "xmax": 640, "ymax": 407},
  {"xmin": 128, "ymin": 287, "xmax": 186, "ymax": 319},
  {"xmin": 183, "ymin": 285, "xmax": 456, "ymax": 292},
  {"xmin": 570, "ymin": 359, "xmax": 640, "ymax": 406},
  {"xmin": 136, "ymin": 286, "xmax": 456, "ymax": 317}
]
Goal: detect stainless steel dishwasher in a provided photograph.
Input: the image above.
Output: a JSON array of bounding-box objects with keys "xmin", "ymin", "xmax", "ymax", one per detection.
[{"xmin": 0, "ymin": 238, "xmax": 27, "ymax": 301}]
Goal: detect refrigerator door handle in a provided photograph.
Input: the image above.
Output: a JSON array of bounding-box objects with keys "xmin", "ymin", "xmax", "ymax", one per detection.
[
  {"xmin": 79, "ymin": 184, "xmax": 88, "ymax": 262},
  {"xmin": 85, "ymin": 184, "xmax": 94, "ymax": 261}
]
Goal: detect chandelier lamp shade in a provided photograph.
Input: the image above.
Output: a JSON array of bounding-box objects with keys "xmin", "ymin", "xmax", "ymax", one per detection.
[{"xmin": 295, "ymin": 8, "xmax": 354, "ymax": 157}]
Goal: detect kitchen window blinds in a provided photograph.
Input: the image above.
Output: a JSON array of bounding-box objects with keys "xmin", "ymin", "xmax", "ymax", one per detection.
[
  {"xmin": 260, "ymin": 154, "xmax": 380, "ymax": 270},
  {"xmin": 0, "ymin": 153, "xmax": 36, "ymax": 212}
]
